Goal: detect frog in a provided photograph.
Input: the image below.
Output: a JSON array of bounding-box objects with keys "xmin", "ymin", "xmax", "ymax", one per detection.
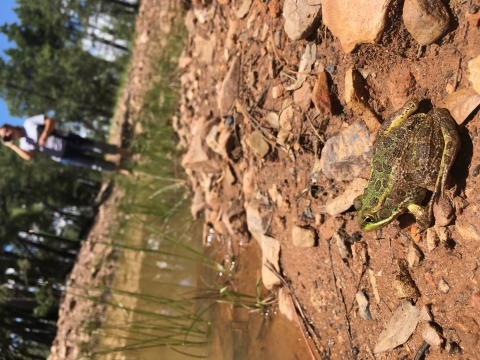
[{"xmin": 354, "ymin": 98, "xmax": 460, "ymax": 232}]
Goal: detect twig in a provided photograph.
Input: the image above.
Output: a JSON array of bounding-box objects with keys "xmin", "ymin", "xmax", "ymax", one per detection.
[
  {"xmin": 452, "ymin": 57, "xmax": 462, "ymax": 93},
  {"xmin": 327, "ymin": 239, "xmax": 357, "ymax": 359},
  {"xmin": 306, "ymin": 114, "xmax": 325, "ymax": 144},
  {"xmin": 264, "ymin": 262, "xmax": 324, "ymax": 356},
  {"xmin": 269, "ymin": 29, "xmax": 306, "ymax": 76},
  {"xmin": 288, "ymin": 294, "xmax": 319, "ymax": 360},
  {"xmin": 413, "ymin": 341, "xmax": 430, "ymax": 360},
  {"xmin": 250, "ymin": 85, "xmax": 269, "ymax": 115}
]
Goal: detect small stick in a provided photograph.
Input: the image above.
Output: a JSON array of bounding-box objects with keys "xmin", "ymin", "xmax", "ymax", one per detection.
[{"xmin": 452, "ymin": 57, "xmax": 462, "ymax": 93}]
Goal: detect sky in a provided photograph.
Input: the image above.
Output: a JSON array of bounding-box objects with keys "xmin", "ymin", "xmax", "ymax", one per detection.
[{"xmin": 0, "ymin": 0, "xmax": 23, "ymax": 127}]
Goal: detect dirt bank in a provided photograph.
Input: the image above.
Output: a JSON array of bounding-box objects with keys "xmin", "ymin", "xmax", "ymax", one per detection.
[{"xmin": 176, "ymin": 0, "xmax": 480, "ymax": 358}]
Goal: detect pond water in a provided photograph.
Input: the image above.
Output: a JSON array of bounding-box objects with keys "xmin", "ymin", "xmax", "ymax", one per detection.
[{"xmin": 95, "ymin": 204, "xmax": 312, "ymax": 359}]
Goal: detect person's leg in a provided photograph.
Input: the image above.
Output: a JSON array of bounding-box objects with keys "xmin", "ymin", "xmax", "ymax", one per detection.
[
  {"xmin": 67, "ymin": 136, "xmax": 120, "ymax": 155},
  {"xmin": 61, "ymin": 146, "xmax": 129, "ymax": 174}
]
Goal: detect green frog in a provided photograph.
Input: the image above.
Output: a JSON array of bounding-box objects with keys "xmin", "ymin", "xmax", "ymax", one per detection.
[{"xmin": 354, "ymin": 98, "xmax": 460, "ymax": 232}]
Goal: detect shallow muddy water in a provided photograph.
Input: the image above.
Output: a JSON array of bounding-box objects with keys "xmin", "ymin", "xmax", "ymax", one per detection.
[{"xmin": 96, "ymin": 204, "xmax": 311, "ymax": 359}]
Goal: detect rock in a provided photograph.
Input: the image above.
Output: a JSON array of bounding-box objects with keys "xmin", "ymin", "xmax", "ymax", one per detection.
[
  {"xmin": 435, "ymin": 226, "xmax": 450, "ymax": 243},
  {"xmin": 333, "ymin": 230, "xmax": 352, "ymax": 259},
  {"xmin": 282, "ymin": 0, "xmax": 322, "ymax": 41},
  {"xmin": 433, "ymin": 193, "xmax": 456, "ymax": 226},
  {"xmin": 245, "ymin": 196, "xmax": 270, "ymax": 242},
  {"xmin": 242, "ymin": 165, "xmax": 255, "ymax": 201},
  {"xmin": 465, "ymin": 47, "xmax": 480, "ymax": 82},
  {"xmin": 419, "ymin": 306, "xmax": 433, "ymax": 322},
  {"xmin": 272, "ymin": 84, "xmax": 284, "ymax": 99},
  {"xmin": 438, "ymin": 88, "xmax": 480, "ymax": 125},
  {"xmin": 191, "ymin": 187, "xmax": 205, "ymax": 219},
  {"xmin": 235, "ymin": 0, "xmax": 253, "ymax": 19},
  {"xmin": 278, "ymin": 287, "xmax": 295, "ymax": 321},
  {"xmin": 374, "ymin": 301, "xmax": 420, "ymax": 353},
  {"xmin": 472, "ymin": 293, "xmax": 480, "ymax": 309},
  {"xmin": 264, "ymin": 112, "xmax": 279, "ymax": 129},
  {"xmin": 393, "ymin": 259, "xmax": 421, "ymax": 299},
  {"xmin": 279, "ymin": 99, "xmax": 294, "ymax": 131},
  {"xmin": 292, "ymin": 226, "xmax": 316, "ymax": 247},
  {"xmin": 466, "ymin": 11, "xmax": 480, "ymax": 27},
  {"xmin": 319, "ymin": 121, "xmax": 373, "ymax": 181},
  {"xmin": 422, "ymin": 323, "xmax": 444, "ymax": 347},
  {"xmin": 193, "ymin": 34, "xmax": 215, "ymax": 65},
  {"xmin": 285, "ymin": 43, "xmax": 316, "ymax": 91},
  {"xmin": 352, "ymin": 242, "xmax": 368, "ymax": 274},
  {"xmin": 268, "ymin": 0, "xmax": 281, "ymax": 18},
  {"xmin": 356, "ymin": 290, "xmax": 373, "ymax": 320},
  {"xmin": 368, "ymin": 269, "xmax": 381, "ymax": 304},
  {"xmin": 322, "ymin": 0, "xmax": 390, "ymax": 53},
  {"xmin": 407, "ymin": 243, "xmax": 423, "ymax": 267},
  {"xmin": 403, "ymin": 0, "xmax": 450, "ymax": 45},
  {"xmin": 218, "ymin": 56, "xmax": 241, "ymax": 117},
  {"xmin": 312, "ymin": 71, "xmax": 332, "ymax": 116},
  {"xmin": 388, "ymin": 69, "xmax": 416, "ymax": 109},
  {"xmin": 426, "ymin": 227, "xmax": 439, "ymax": 252},
  {"xmin": 319, "ymin": 178, "xmax": 367, "ymax": 215},
  {"xmin": 293, "ymin": 81, "xmax": 312, "ymax": 110},
  {"xmin": 345, "ymin": 67, "xmax": 381, "ymax": 134},
  {"xmin": 456, "ymin": 205, "xmax": 480, "ymax": 241},
  {"xmin": 261, "ymin": 235, "xmax": 282, "ymax": 290},
  {"xmin": 182, "ymin": 121, "xmax": 222, "ymax": 173},
  {"xmin": 178, "ymin": 56, "xmax": 192, "ymax": 69},
  {"xmin": 246, "ymin": 131, "xmax": 270, "ymax": 157},
  {"xmin": 438, "ymin": 278, "xmax": 450, "ymax": 294}
]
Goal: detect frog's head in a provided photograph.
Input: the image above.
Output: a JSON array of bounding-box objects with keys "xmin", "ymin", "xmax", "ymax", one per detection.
[{"xmin": 354, "ymin": 196, "xmax": 401, "ymax": 232}]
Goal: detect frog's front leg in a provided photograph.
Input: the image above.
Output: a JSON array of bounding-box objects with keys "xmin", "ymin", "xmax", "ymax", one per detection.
[
  {"xmin": 377, "ymin": 98, "xmax": 419, "ymax": 138},
  {"xmin": 407, "ymin": 203, "xmax": 431, "ymax": 232}
]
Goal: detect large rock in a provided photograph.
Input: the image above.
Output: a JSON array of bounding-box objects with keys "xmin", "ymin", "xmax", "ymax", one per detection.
[
  {"xmin": 319, "ymin": 178, "xmax": 367, "ymax": 215},
  {"xmin": 283, "ymin": 0, "xmax": 322, "ymax": 41},
  {"xmin": 218, "ymin": 56, "xmax": 241, "ymax": 117},
  {"xmin": 469, "ymin": 55, "xmax": 480, "ymax": 95},
  {"xmin": 403, "ymin": 0, "xmax": 450, "ymax": 45},
  {"xmin": 322, "ymin": 0, "xmax": 391, "ymax": 53},
  {"xmin": 319, "ymin": 121, "xmax": 373, "ymax": 181},
  {"xmin": 261, "ymin": 235, "xmax": 281, "ymax": 290},
  {"xmin": 292, "ymin": 226, "xmax": 316, "ymax": 247},
  {"xmin": 345, "ymin": 67, "xmax": 381, "ymax": 133}
]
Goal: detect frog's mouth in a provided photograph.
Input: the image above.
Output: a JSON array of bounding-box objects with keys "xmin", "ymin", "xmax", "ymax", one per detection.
[{"xmin": 358, "ymin": 209, "xmax": 404, "ymax": 232}]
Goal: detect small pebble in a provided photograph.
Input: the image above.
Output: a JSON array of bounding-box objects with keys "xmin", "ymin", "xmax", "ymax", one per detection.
[
  {"xmin": 422, "ymin": 323, "xmax": 444, "ymax": 347},
  {"xmin": 438, "ymin": 278, "xmax": 450, "ymax": 294}
]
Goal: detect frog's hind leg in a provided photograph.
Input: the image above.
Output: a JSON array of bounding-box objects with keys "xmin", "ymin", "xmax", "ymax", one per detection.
[
  {"xmin": 407, "ymin": 203, "xmax": 431, "ymax": 232},
  {"xmin": 430, "ymin": 108, "xmax": 460, "ymax": 201}
]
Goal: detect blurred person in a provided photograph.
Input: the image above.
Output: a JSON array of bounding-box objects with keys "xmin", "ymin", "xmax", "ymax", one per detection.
[{"xmin": 0, "ymin": 114, "xmax": 130, "ymax": 174}]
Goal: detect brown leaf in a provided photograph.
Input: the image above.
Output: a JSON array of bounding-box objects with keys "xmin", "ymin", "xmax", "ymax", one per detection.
[{"xmin": 312, "ymin": 71, "xmax": 332, "ymax": 115}]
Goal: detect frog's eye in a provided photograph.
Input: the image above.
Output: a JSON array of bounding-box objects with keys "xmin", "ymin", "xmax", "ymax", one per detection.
[
  {"xmin": 377, "ymin": 208, "xmax": 392, "ymax": 219},
  {"xmin": 363, "ymin": 215, "xmax": 376, "ymax": 223},
  {"xmin": 353, "ymin": 196, "xmax": 362, "ymax": 210}
]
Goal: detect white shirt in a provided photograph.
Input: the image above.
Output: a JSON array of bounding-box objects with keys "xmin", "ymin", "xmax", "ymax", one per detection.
[{"xmin": 19, "ymin": 115, "xmax": 67, "ymax": 161}]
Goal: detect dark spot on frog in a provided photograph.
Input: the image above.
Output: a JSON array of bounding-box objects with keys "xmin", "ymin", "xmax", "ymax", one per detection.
[
  {"xmin": 373, "ymin": 160, "xmax": 383, "ymax": 170},
  {"xmin": 369, "ymin": 197, "xmax": 379, "ymax": 207},
  {"xmin": 374, "ymin": 180, "xmax": 382, "ymax": 191},
  {"xmin": 396, "ymin": 189, "xmax": 406, "ymax": 197}
]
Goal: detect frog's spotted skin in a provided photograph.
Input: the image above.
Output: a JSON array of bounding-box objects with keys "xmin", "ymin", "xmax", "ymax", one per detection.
[{"xmin": 354, "ymin": 99, "xmax": 460, "ymax": 232}]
